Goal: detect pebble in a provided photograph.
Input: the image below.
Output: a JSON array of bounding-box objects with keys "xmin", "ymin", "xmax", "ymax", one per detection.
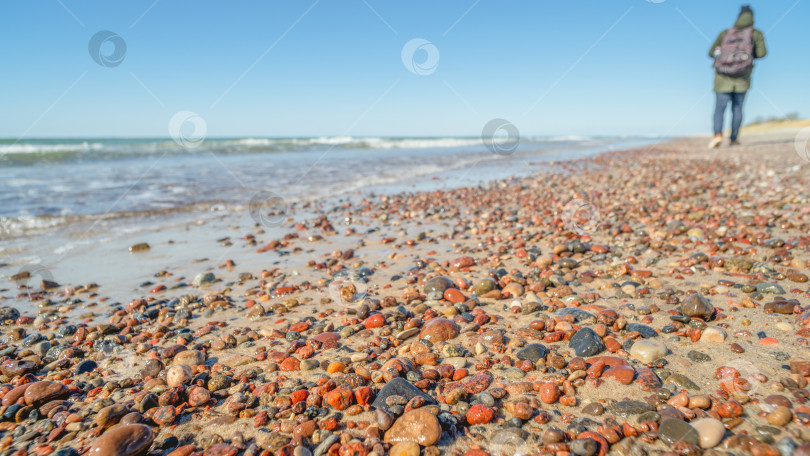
[
  {"xmin": 0, "ymin": 306, "xmax": 21, "ymax": 322},
  {"xmin": 475, "ymin": 278, "xmax": 496, "ymax": 296},
  {"xmin": 129, "ymin": 242, "xmax": 150, "ymax": 253},
  {"xmin": 628, "ymin": 339, "xmax": 667, "ymax": 364},
  {"xmin": 568, "ymin": 327, "xmax": 605, "ymax": 357},
  {"xmin": 767, "ymin": 406, "xmax": 792, "ymax": 426},
  {"xmin": 140, "ymin": 359, "xmax": 163, "ymax": 378},
  {"xmin": 537, "ymin": 382, "xmax": 560, "ymax": 404},
  {"xmin": 418, "ymin": 318, "xmax": 459, "ymax": 342},
  {"xmin": 166, "ymin": 364, "xmax": 193, "ymax": 387},
  {"xmin": 691, "ymin": 417, "xmax": 725, "ymax": 448},
  {"xmin": 515, "ymin": 343, "xmax": 548, "ymax": 363},
  {"xmin": 700, "ymin": 327, "xmax": 727, "ymax": 343},
  {"xmin": 96, "ymin": 404, "xmax": 128, "ymax": 427},
  {"xmin": 314, "ymin": 435, "xmax": 339, "ymax": 456},
  {"xmin": 666, "ymin": 373, "xmax": 700, "ymax": 391},
  {"xmin": 383, "ymin": 409, "xmax": 442, "ymax": 446},
  {"xmin": 625, "ymin": 323, "xmax": 656, "ymax": 338},
  {"xmin": 687, "ymin": 350, "xmax": 711, "ymax": 362},
  {"xmin": 582, "ymin": 402, "xmax": 605, "ymax": 416},
  {"xmin": 764, "ymin": 298, "xmax": 798, "ymax": 314},
  {"xmin": 173, "ymin": 349, "xmax": 206, "ymax": 366},
  {"xmin": 87, "ymin": 424, "xmax": 154, "ymax": 456},
  {"xmin": 74, "ymin": 359, "xmax": 98, "ymax": 375},
  {"xmin": 553, "ymin": 307, "xmax": 595, "ymax": 323},
  {"xmin": 424, "ymin": 276, "xmax": 454, "ymax": 295},
  {"xmin": 1, "ymin": 359, "xmax": 36, "ymax": 377},
  {"xmin": 606, "ymin": 400, "xmax": 654, "ymax": 419},
  {"xmin": 658, "ymin": 418, "xmax": 699, "ymax": 445},
  {"xmin": 24, "ymin": 381, "xmax": 67, "ymax": 406},
  {"xmin": 569, "ymin": 438, "xmax": 598, "ymax": 456},
  {"xmin": 396, "ymin": 328, "xmax": 420, "ymax": 340},
  {"xmin": 680, "ymin": 293, "xmax": 714, "ymax": 320},
  {"xmin": 466, "ymin": 404, "xmax": 494, "ymax": 424},
  {"xmin": 372, "ymin": 378, "xmax": 435, "ymax": 411},
  {"xmin": 388, "ymin": 442, "xmax": 420, "ymax": 456},
  {"xmin": 193, "ymin": 272, "xmax": 216, "ymax": 286}
]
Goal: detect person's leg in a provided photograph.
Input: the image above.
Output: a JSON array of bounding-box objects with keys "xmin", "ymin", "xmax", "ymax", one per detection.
[
  {"xmin": 711, "ymin": 92, "xmax": 730, "ymax": 148},
  {"xmin": 714, "ymin": 92, "xmax": 731, "ymax": 136},
  {"xmin": 729, "ymin": 91, "xmax": 747, "ymax": 143}
]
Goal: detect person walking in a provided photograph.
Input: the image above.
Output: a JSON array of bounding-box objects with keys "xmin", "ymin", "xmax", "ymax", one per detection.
[{"xmin": 708, "ymin": 5, "xmax": 767, "ymax": 149}]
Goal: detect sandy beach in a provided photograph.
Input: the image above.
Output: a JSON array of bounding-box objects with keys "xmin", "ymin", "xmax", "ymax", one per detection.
[{"xmin": 2, "ymin": 130, "xmax": 810, "ymax": 456}]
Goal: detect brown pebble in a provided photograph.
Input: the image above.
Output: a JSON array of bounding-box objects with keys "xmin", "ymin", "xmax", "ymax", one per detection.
[
  {"xmin": 88, "ymin": 424, "xmax": 154, "ymax": 456},
  {"xmin": 24, "ymin": 381, "xmax": 67, "ymax": 406},
  {"xmin": 766, "ymin": 406, "xmax": 792, "ymax": 426}
]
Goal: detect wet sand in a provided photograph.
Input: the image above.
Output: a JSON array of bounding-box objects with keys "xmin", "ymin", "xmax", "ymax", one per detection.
[{"xmin": 1, "ymin": 131, "xmax": 809, "ymax": 456}]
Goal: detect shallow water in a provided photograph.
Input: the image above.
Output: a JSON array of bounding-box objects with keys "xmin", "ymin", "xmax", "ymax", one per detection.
[{"xmin": 0, "ymin": 136, "xmax": 654, "ymax": 237}]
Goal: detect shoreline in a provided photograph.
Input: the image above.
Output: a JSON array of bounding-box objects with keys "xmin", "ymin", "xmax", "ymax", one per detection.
[
  {"xmin": 0, "ymin": 138, "xmax": 653, "ymax": 241},
  {"xmin": 1, "ymin": 130, "xmax": 809, "ymax": 455},
  {"xmin": 0, "ymin": 138, "xmax": 657, "ymax": 294}
]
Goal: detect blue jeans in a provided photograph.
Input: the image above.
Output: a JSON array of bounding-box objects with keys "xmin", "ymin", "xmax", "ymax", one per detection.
[{"xmin": 714, "ymin": 92, "xmax": 747, "ymax": 141}]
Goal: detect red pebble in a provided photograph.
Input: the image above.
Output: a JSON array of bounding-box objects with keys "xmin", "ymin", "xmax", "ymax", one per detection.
[
  {"xmin": 717, "ymin": 400, "xmax": 744, "ymax": 418},
  {"xmin": 444, "ymin": 289, "xmax": 467, "ymax": 303},
  {"xmin": 362, "ymin": 314, "xmax": 385, "ymax": 329},
  {"xmin": 354, "ymin": 387, "xmax": 373, "ymax": 406},
  {"xmin": 465, "ymin": 450, "xmax": 489, "ymax": 456},
  {"xmin": 279, "ymin": 357, "xmax": 300, "ymax": 372},
  {"xmin": 320, "ymin": 416, "xmax": 340, "ymax": 431},
  {"xmin": 537, "ymin": 382, "xmax": 560, "ymax": 404},
  {"xmin": 326, "ymin": 386, "xmax": 353, "ymax": 410},
  {"xmin": 715, "ymin": 366, "xmax": 740, "ymax": 379},
  {"xmin": 339, "ymin": 442, "xmax": 367, "ymax": 456},
  {"xmin": 466, "ymin": 404, "xmax": 495, "ymax": 425},
  {"xmin": 289, "ymin": 321, "xmax": 310, "ymax": 332},
  {"xmin": 604, "ymin": 338, "xmax": 621, "ymax": 353},
  {"xmin": 452, "ymin": 369, "xmax": 468, "ymax": 381},
  {"xmin": 291, "ymin": 389, "xmax": 309, "ymax": 404}
]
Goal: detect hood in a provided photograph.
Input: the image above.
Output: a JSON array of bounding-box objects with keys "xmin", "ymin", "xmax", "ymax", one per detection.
[{"xmin": 735, "ymin": 12, "xmax": 754, "ymax": 28}]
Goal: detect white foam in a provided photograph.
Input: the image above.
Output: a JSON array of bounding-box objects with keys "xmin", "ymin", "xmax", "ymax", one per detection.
[{"xmin": 0, "ymin": 142, "xmax": 104, "ymax": 155}]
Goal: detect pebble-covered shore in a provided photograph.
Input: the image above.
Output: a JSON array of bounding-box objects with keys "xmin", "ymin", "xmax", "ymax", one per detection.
[{"xmin": 2, "ymin": 136, "xmax": 810, "ymax": 456}]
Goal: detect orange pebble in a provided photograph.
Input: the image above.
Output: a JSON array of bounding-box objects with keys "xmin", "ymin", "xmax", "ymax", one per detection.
[{"xmin": 452, "ymin": 369, "xmax": 468, "ymax": 381}]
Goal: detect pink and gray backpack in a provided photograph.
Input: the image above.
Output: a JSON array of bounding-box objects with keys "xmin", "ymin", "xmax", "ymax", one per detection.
[{"xmin": 714, "ymin": 27, "xmax": 755, "ymax": 76}]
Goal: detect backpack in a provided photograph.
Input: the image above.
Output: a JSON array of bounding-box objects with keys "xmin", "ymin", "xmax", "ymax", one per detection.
[{"xmin": 714, "ymin": 26, "xmax": 755, "ymax": 76}]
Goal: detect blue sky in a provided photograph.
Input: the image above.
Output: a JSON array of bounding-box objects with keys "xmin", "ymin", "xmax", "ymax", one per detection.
[{"xmin": 0, "ymin": 0, "xmax": 805, "ymax": 138}]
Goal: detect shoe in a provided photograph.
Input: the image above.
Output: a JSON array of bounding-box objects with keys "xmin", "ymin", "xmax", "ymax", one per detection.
[
  {"xmin": 708, "ymin": 135, "xmax": 723, "ymax": 149},
  {"xmin": 729, "ymin": 139, "xmax": 740, "ymax": 146}
]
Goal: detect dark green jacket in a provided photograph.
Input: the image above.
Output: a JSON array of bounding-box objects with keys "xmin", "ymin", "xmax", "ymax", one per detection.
[{"xmin": 709, "ymin": 12, "xmax": 767, "ymax": 93}]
